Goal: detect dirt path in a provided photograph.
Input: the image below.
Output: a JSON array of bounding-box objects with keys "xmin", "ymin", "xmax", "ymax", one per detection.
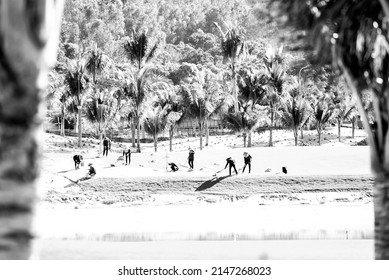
[{"xmin": 42, "ymin": 174, "xmax": 373, "ymax": 207}]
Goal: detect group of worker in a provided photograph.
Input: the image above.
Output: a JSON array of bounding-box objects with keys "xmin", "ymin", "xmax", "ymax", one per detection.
[
  {"xmin": 169, "ymin": 148, "xmax": 253, "ymax": 176},
  {"xmin": 72, "ymin": 136, "xmax": 255, "ymax": 180}
]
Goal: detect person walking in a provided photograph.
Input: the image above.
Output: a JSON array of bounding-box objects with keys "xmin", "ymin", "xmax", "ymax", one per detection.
[
  {"xmin": 188, "ymin": 148, "xmax": 195, "ymax": 170},
  {"xmin": 123, "ymin": 147, "xmax": 131, "ymax": 165},
  {"xmin": 225, "ymin": 157, "xmax": 238, "ymax": 176},
  {"xmin": 242, "ymin": 152, "xmax": 252, "ymax": 174},
  {"xmin": 73, "ymin": 154, "xmax": 83, "ymax": 170},
  {"xmin": 103, "ymin": 136, "xmax": 111, "ymax": 157}
]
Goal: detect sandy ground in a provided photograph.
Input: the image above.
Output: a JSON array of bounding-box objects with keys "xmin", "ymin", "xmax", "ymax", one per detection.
[{"xmin": 36, "ymin": 126, "xmax": 375, "ymax": 259}]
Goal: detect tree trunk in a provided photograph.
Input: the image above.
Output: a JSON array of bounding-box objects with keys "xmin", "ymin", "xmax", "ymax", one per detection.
[
  {"xmin": 338, "ymin": 119, "xmax": 342, "ymax": 142},
  {"xmin": 77, "ymin": 105, "xmax": 82, "ymax": 147},
  {"xmin": 169, "ymin": 125, "xmax": 174, "ymax": 152},
  {"xmin": 199, "ymin": 122, "xmax": 203, "ymax": 150},
  {"xmin": 243, "ymin": 132, "xmax": 247, "ymax": 148},
  {"xmin": 269, "ymin": 107, "xmax": 274, "ymax": 147},
  {"xmin": 300, "ymin": 125, "xmax": 304, "ymax": 139},
  {"xmin": 352, "ymin": 117, "xmax": 355, "ymax": 138},
  {"xmin": 374, "ymin": 176, "xmax": 389, "ymax": 259},
  {"xmin": 0, "ymin": 1, "xmax": 63, "ymax": 259},
  {"xmin": 131, "ymin": 120, "xmax": 136, "ymax": 148},
  {"xmin": 232, "ymin": 60, "xmax": 238, "ymax": 113},
  {"xmin": 136, "ymin": 119, "xmax": 141, "ymax": 152},
  {"xmin": 248, "ymin": 131, "xmax": 252, "ymax": 147},
  {"xmin": 317, "ymin": 127, "xmax": 321, "ymax": 146},
  {"xmin": 98, "ymin": 131, "xmax": 103, "ymax": 156},
  {"xmin": 60, "ymin": 113, "xmax": 65, "ymax": 137},
  {"xmin": 154, "ymin": 135, "xmax": 157, "ymax": 152},
  {"xmin": 205, "ymin": 119, "xmax": 209, "ymax": 146},
  {"xmin": 294, "ymin": 127, "xmax": 298, "ymax": 146}
]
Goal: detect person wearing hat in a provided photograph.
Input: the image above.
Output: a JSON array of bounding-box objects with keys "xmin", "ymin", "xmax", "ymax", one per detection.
[
  {"xmin": 242, "ymin": 152, "xmax": 252, "ymax": 174},
  {"xmin": 188, "ymin": 147, "xmax": 195, "ymax": 170},
  {"xmin": 87, "ymin": 163, "xmax": 96, "ymax": 177},
  {"xmin": 224, "ymin": 157, "xmax": 238, "ymax": 176},
  {"xmin": 76, "ymin": 163, "xmax": 96, "ymax": 183}
]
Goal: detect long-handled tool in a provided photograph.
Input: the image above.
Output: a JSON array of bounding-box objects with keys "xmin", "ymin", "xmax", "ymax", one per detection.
[{"xmin": 212, "ymin": 168, "xmax": 225, "ymax": 177}]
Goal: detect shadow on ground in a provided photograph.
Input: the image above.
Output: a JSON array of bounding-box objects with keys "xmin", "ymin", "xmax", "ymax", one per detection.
[{"xmin": 195, "ymin": 176, "xmax": 229, "ymax": 191}]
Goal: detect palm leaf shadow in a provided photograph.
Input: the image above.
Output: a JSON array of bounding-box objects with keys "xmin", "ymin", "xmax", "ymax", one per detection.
[{"xmin": 195, "ymin": 175, "xmax": 229, "ymax": 192}]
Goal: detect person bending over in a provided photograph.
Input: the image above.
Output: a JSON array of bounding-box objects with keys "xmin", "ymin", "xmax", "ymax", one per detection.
[
  {"xmin": 169, "ymin": 162, "xmax": 179, "ymax": 172},
  {"xmin": 73, "ymin": 154, "xmax": 83, "ymax": 170},
  {"xmin": 225, "ymin": 157, "xmax": 238, "ymax": 176}
]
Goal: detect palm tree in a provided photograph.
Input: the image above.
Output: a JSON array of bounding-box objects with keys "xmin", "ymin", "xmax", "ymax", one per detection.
[
  {"xmin": 215, "ymin": 23, "xmax": 246, "ymax": 113},
  {"xmin": 236, "ymin": 67, "xmax": 268, "ymax": 147},
  {"xmin": 123, "ymin": 29, "xmax": 159, "ymax": 152},
  {"xmin": 46, "ymin": 71, "xmax": 69, "ymax": 136},
  {"xmin": 180, "ymin": 67, "xmax": 224, "ymax": 150},
  {"xmin": 142, "ymin": 105, "xmax": 168, "ymax": 152},
  {"xmin": 263, "ymin": 62, "xmax": 289, "ymax": 146},
  {"xmin": 63, "ymin": 58, "xmax": 90, "ymax": 147},
  {"xmin": 313, "ymin": 95, "xmax": 334, "ymax": 146},
  {"xmin": 281, "ymin": 87, "xmax": 311, "ymax": 146},
  {"xmin": 223, "ymin": 106, "xmax": 262, "ymax": 148},
  {"xmin": 152, "ymin": 84, "xmax": 184, "ymax": 152},
  {"xmin": 332, "ymin": 88, "xmax": 356, "ymax": 142},
  {"xmin": 84, "ymin": 44, "xmax": 111, "ymax": 153}
]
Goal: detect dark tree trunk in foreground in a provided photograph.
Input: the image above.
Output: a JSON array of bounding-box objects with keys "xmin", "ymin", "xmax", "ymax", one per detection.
[{"xmin": 0, "ymin": 0, "xmax": 63, "ymax": 259}]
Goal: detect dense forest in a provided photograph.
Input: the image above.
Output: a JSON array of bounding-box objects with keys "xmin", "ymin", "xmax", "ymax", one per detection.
[{"xmin": 47, "ymin": 0, "xmax": 367, "ymax": 152}]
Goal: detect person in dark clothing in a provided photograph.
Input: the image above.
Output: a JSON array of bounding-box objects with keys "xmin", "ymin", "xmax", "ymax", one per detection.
[
  {"xmin": 123, "ymin": 148, "xmax": 131, "ymax": 165},
  {"xmin": 103, "ymin": 136, "xmax": 111, "ymax": 157},
  {"xmin": 88, "ymin": 163, "xmax": 96, "ymax": 177},
  {"xmin": 225, "ymin": 157, "xmax": 238, "ymax": 176},
  {"xmin": 188, "ymin": 148, "xmax": 195, "ymax": 170},
  {"xmin": 73, "ymin": 154, "xmax": 83, "ymax": 169},
  {"xmin": 242, "ymin": 152, "xmax": 252, "ymax": 174},
  {"xmin": 76, "ymin": 163, "xmax": 96, "ymax": 183},
  {"xmin": 169, "ymin": 162, "xmax": 179, "ymax": 172}
]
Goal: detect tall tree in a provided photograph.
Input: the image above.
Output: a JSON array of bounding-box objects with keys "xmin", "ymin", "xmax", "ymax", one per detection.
[
  {"xmin": 281, "ymin": 87, "xmax": 312, "ymax": 146},
  {"xmin": 180, "ymin": 66, "xmax": 224, "ymax": 150},
  {"xmin": 313, "ymin": 95, "xmax": 334, "ymax": 146},
  {"xmin": 123, "ymin": 29, "xmax": 159, "ymax": 152},
  {"xmin": 85, "ymin": 44, "xmax": 111, "ymax": 153},
  {"xmin": 142, "ymin": 105, "xmax": 168, "ymax": 152},
  {"xmin": 263, "ymin": 57, "xmax": 289, "ymax": 146},
  {"xmin": 0, "ymin": 0, "xmax": 64, "ymax": 259},
  {"xmin": 64, "ymin": 58, "xmax": 90, "ymax": 147},
  {"xmin": 236, "ymin": 66, "xmax": 268, "ymax": 147},
  {"xmin": 152, "ymin": 84, "xmax": 184, "ymax": 152},
  {"xmin": 215, "ymin": 24, "xmax": 246, "ymax": 113}
]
